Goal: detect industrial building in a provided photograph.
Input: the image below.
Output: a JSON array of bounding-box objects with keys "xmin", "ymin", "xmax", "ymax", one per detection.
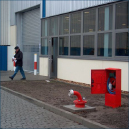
[{"xmin": 0, "ymin": 0, "xmax": 128, "ymax": 91}]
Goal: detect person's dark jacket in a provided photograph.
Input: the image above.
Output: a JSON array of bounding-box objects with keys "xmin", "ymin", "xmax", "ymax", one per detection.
[{"xmin": 14, "ymin": 50, "xmax": 23, "ymax": 67}]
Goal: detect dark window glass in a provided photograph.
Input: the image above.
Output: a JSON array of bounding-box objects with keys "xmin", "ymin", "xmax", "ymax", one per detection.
[
  {"xmin": 41, "ymin": 38, "xmax": 48, "ymax": 55},
  {"xmin": 41, "ymin": 19, "xmax": 48, "ymax": 37},
  {"xmin": 59, "ymin": 15, "xmax": 69, "ymax": 35},
  {"xmin": 70, "ymin": 36, "xmax": 81, "ymax": 56},
  {"xmin": 97, "ymin": 33, "xmax": 112, "ymax": 57},
  {"xmin": 98, "ymin": 6, "xmax": 113, "ymax": 31},
  {"xmin": 83, "ymin": 35, "xmax": 94, "ymax": 55},
  {"xmin": 59, "ymin": 37, "xmax": 69, "ymax": 55},
  {"xmin": 83, "ymin": 9, "xmax": 96, "ymax": 32},
  {"xmin": 71, "ymin": 12, "xmax": 81, "ymax": 33},
  {"xmin": 116, "ymin": 2, "xmax": 128, "ymax": 29},
  {"xmin": 116, "ymin": 32, "xmax": 129, "ymax": 56},
  {"xmin": 49, "ymin": 17, "xmax": 58, "ymax": 36}
]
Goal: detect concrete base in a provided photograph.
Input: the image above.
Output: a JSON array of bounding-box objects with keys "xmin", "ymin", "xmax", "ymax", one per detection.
[{"xmin": 63, "ymin": 105, "xmax": 96, "ymax": 113}]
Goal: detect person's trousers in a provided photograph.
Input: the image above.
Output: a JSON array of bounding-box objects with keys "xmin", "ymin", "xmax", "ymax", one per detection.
[{"xmin": 12, "ymin": 66, "xmax": 26, "ymax": 79}]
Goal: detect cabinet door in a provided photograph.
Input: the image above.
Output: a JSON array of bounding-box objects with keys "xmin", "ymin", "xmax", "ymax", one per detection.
[{"xmin": 91, "ymin": 70, "xmax": 107, "ymax": 94}]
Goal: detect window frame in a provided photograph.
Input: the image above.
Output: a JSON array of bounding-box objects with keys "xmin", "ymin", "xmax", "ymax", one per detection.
[
  {"xmin": 40, "ymin": 38, "xmax": 48, "ymax": 56},
  {"xmin": 59, "ymin": 14, "xmax": 70, "ymax": 35},
  {"xmin": 70, "ymin": 35, "xmax": 81, "ymax": 56},
  {"xmin": 59, "ymin": 36, "xmax": 69, "ymax": 56},
  {"xmin": 40, "ymin": 1, "xmax": 129, "ymax": 61},
  {"xmin": 115, "ymin": 30, "xmax": 129, "ymax": 57},
  {"xmin": 83, "ymin": 34, "xmax": 95, "ymax": 56},
  {"xmin": 70, "ymin": 11, "xmax": 82, "ymax": 34},
  {"xmin": 83, "ymin": 8, "xmax": 96, "ymax": 33},
  {"xmin": 98, "ymin": 5, "xmax": 113, "ymax": 32},
  {"xmin": 97, "ymin": 32, "xmax": 112, "ymax": 57},
  {"xmin": 115, "ymin": 2, "xmax": 129, "ymax": 30},
  {"xmin": 49, "ymin": 16, "xmax": 59, "ymax": 36}
]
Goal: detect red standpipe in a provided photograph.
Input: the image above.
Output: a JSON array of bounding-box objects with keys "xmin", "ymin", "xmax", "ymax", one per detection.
[{"xmin": 69, "ymin": 90, "xmax": 87, "ymax": 108}]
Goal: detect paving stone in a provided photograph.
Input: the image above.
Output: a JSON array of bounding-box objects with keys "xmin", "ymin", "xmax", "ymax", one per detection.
[{"xmin": 1, "ymin": 89, "xmax": 88, "ymax": 128}]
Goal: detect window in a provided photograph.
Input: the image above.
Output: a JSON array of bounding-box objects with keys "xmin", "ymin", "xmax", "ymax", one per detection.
[
  {"xmin": 40, "ymin": 1, "xmax": 128, "ymax": 61},
  {"xmin": 41, "ymin": 38, "xmax": 48, "ymax": 55},
  {"xmin": 97, "ymin": 33, "xmax": 112, "ymax": 57},
  {"xmin": 116, "ymin": 2, "xmax": 128, "ymax": 29},
  {"xmin": 49, "ymin": 17, "xmax": 58, "ymax": 36},
  {"xmin": 59, "ymin": 37, "xmax": 69, "ymax": 55},
  {"xmin": 98, "ymin": 6, "xmax": 113, "ymax": 31},
  {"xmin": 59, "ymin": 15, "xmax": 69, "ymax": 35},
  {"xmin": 71, "ymin": 12, "xmax": 81, "ymax": 33},
  {"xmin": 115, "ymin": 32, "xmax": 128, "ymax": 56},
  {"xmin": 83, "ymin": 35, "xmax": 94, "ymax": 55},
  {"xmin": 83, "ymin": 9, "xmax": 96, "ymax": 32},
  {"xmin": 41, "ymin": 19, "xmax": 48, "ymax": 37},
  {"xmin": 70, "ymin": 36, "xmax": 81, "ymax": 56}
]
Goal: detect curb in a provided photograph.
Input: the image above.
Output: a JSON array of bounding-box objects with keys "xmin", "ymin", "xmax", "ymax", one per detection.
[{"xmin": 1, "ymin": 86, "xmax": 109, "ymax": 129}]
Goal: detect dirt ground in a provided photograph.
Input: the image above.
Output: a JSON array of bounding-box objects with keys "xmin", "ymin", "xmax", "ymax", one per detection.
[{"xmin": 1, "ymin": 80, "xmax": 128, "ymax": 128}]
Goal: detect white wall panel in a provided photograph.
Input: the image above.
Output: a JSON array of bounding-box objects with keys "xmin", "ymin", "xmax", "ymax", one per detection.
[
  {"xmin": 58, "ymin": 58, "xmax": 129, "ymax": 91},
  {"xmin": 46, "ymin": 0, "xmax": 116, "ymax": 17},
  {"xmin": 10, "ymin": 0, "xmax": 42, "ymax": 25},
  {"xmin": 7, "ymin": 46, "xmax": 14, "ymax": 71},
  {"xmin": 39, "ymin": 57, "xmax": 49, "ymax": 76}
]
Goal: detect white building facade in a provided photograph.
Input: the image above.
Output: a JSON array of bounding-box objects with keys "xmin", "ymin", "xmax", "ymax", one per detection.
[{"xmin": 0, "ymin": 0, "xmax": 128, "ymax": 91}]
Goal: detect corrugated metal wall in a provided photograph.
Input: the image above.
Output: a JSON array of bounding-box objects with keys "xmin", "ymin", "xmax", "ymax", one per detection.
[
  {"xmin": 46, "ymin": 0, "xmax": 117, "ymax": 17},
  {"xmin": 10, "ymin": 1, "xmax": 42, "ymax": 25},
  {"xmin": 1, "ymin": 0, "xmax": 117, "ymax": 46},
  {"xmin": 0, "ymin": 1, "xmax": 10, "ymax": 45},
  {"xmin": 22, "ymin": 9, "xmax": 40, "ymax": 46},
  {"xmin": 16, "ymin": 8, "xmax": 40, "ymax": 72},
  {"xmin": 22, "ymin": 8, "xmax": 40, "ymax": 72},
  {"xmin": 0, "ymin": 1, "xmax": 2, "ymax": 45},
  {"xmin": 0, "ymin": 1, "xmax": 42, "ymax": 45}
]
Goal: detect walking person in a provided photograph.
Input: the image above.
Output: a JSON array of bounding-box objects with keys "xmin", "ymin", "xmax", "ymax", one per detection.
[{"xmin": 9, "ymin": 46, "xmax": 26, "ymax": 80}]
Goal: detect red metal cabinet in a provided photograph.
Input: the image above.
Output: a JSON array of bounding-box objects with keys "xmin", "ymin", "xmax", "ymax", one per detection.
[
  {"xmin": 91, "ymin": 68, "xmax": 121, "ymax": 108},
  {"xmin": 91, "ymin": 70, "xmax": 107, "ymax": 94}
]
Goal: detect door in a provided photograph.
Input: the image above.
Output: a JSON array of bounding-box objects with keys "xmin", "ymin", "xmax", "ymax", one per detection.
[
  {"xmin": 0, "ymin": 46, "xmax": 7, "ymax": 71},
  {"xmin": 22, "ymin": 8, "xmax": 40, "ymax": 72},
  {"xmin": 91, "ymin": 70, "xmax": 107, "ymax": 94},
  {"xmin": 48, "ymin": 37, "xmax": 58, "ymax": 78}
]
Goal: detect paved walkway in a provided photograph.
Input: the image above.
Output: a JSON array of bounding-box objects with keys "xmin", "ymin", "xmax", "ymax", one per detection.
[
  {"xmin": 1, "ymin": 71, "xmax": 48, "ymax": 81},
  {"xmin": 1, "ymin": 89, "xmax": 87, "ymax": 128}
]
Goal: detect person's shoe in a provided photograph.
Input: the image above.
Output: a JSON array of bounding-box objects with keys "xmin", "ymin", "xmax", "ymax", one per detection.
[
  {"xmin": 21, "ymin": 78, "xmax": 26, "ymax": 80},
  {"xmin": 9, "ymin": 76, "xmax": 13, "ymax": 80}
]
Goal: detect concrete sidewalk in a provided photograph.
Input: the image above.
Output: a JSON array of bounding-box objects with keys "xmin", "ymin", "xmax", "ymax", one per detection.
[{"xmin": 0, "ymin": 71, "xmax": 48, "ymax": 81}]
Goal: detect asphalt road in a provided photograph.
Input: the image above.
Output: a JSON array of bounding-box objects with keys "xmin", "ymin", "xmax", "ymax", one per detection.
[{"xmin": 1, "ymin": 89, "xmax": 88, "ymax": 128}]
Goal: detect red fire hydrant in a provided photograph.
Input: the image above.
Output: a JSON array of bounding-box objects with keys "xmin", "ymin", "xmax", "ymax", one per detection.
[{"xmin": 68, "ymin": 89, "xmax": 87, "ymax": 108}]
